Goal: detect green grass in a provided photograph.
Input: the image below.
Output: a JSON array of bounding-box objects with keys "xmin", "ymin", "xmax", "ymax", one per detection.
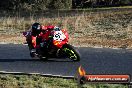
[{"xmin": 0, "ymin": 74, "xmax": 129, "ymax": 88}]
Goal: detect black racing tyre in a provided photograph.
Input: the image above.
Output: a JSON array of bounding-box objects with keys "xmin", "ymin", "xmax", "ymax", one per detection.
[
  {"xmin": 62, "ymin": 44, "xmax": 80, "ymax": 61},
  {"xmin": 30, "ymin": 52, "xmax": 35, "ymax": 58}
]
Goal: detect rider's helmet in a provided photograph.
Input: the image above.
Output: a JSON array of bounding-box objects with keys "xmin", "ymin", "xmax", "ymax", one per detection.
[{"xmin": 31, "ymin": 22, "xmax": 41, "ymax": 36}]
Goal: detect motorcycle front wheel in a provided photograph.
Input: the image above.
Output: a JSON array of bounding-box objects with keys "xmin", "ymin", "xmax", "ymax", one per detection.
[{"xmin": 62, "ymin": 44, "xmax": 80, "ymax": 61}]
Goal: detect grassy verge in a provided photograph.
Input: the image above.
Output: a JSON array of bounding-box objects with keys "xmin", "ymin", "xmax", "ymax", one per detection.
[{"xmin": 0, "ymin": 74, "xmax": 128, "ymax": 88}]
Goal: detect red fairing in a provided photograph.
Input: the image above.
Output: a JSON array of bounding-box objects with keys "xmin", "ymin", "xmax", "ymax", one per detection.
[
  {"xmin": 55, "ymin": 39, "xmax": 68, "ymax": 48},
  {"xmin": 53, "ymin": 29, "xmax": 69, "ymax": 48},
  {"xmin": 61, "ymin": 29, "xmax": 69, "ymax": 41},
  {"xmin": 31, "ymin": 36, "xmax": 37, "ymax": 48}
]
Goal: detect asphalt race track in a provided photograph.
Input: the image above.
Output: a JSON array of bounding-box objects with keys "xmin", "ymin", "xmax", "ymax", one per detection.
[{"xmin": 0, "ymin": 44, "xmax": 132, "ymax": 79}]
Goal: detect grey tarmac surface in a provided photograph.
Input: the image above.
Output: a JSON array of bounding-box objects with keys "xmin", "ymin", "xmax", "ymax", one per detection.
[{"xmin": 0, "ymin": 44, "xmax": 132, "ymax": 79}]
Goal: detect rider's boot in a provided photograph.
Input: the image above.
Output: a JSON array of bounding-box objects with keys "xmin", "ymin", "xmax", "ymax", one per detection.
[{"xmin": 30, "ymin": 49, "xmax": 36, "ymax": 58}]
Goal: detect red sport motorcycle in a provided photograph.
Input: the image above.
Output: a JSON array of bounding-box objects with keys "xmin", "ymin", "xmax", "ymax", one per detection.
[{"xmin": 23, "ymin": 28, "xmax": 80, "ymax": 61}]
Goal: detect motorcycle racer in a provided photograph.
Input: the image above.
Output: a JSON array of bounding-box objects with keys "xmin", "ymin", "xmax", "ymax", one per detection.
[
  {"xmin": 23, "ymin": 23, "xmax": 80, "ymax": 61},
  {"xmin": 25, "ymin": 22, "xmax": 55, "ymax": 57}
]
